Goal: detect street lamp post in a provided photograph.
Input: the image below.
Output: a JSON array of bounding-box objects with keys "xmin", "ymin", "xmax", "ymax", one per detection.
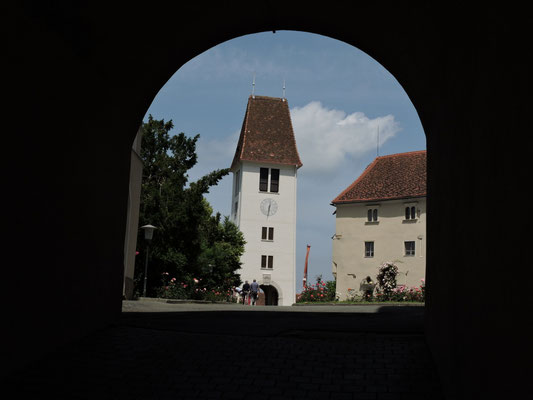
[{"xmin": 140, "ymin": 224, "xmax": 157, "ymax": 298}]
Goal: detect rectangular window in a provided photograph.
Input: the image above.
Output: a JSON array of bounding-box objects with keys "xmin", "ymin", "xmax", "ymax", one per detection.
[
  {"xmin": 234, "ymin": 170, "xmax": 240, "ymax": 197},
  {"xmin": 261, "ymin": 227, "xmax": 274, "ymax": 240},
  {"xmin": 259, "ymin": 168, "xmax": 269, "ymax": 192},
  {"xmin": 405, "ymin": 206, "xmax": 416, "ymax": 220},
  {"xmin": 261, "ymin": 255, "xmax": 274, "ymax": 269},
  {"xmin": 405, "ymin": 241, "xmax": 415, "ymax": 256},
  {"xmin": 367, "ymin": 208, "xmax": 378, "ymax": 222},
  {"xmin": 234, "ymin": 201, "xmax": 238, "ymax": 216},
  {"xmin": 270, "ymin": 168, "xmax": 280, "ymax": 192},
  {"xmin": 365, "ymin": 241, "xmax": 374, "ymax": 257}
]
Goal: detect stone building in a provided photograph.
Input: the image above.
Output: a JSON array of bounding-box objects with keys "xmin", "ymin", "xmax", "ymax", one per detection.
[{"xmin": 331, "ymin": 150, "xmax": 426, "ymax": 300}]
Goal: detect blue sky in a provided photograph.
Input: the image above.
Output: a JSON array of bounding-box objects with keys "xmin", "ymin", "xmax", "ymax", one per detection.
[{"xmin": 143, "ymin": 31, "xmax": 426, "ymax": 292}]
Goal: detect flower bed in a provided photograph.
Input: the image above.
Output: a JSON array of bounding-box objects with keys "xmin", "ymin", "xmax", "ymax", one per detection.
[
  {"xmin": 296, "ymin": 276, "xmax": 336, "ymax": 303},
  {"xmin": 156, "ymin": 273, "xmax": 236, "ymax": 302}
]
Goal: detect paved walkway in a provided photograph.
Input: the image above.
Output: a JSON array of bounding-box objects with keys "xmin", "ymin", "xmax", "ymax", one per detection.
[{"xmin": 5, "ymin": 301, "xmax": 444, "ymax": 399}]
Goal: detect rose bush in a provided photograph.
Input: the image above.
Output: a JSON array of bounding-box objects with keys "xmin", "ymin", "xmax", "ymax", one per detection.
[
  {"xmin": 157, "ymin": 273, "xmax": 235, "ymax": 302},
  {"xmin": 296, "ymin": 275, "xmax": 336, "ymax": 303}
]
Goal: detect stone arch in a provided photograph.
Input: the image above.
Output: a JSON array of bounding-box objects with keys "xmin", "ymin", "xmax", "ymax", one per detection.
[
  {"xmin": 259, "ymin": 281, "xmax": 282, "ymax": 306},
  {"xmin": 6, "ymin": 4, "xmax": 528, "ymax": 398}
]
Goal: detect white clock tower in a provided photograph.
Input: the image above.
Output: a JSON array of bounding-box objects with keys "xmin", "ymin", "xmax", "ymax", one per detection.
[{"xmin": 230, "ymin": 95, "xmax": 302, "ymax": 306}]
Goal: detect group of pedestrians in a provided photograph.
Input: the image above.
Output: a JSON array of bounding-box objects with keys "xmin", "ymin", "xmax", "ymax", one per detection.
[{"xmin": 239, "ymin": 279, "xmax": 260, "ymax": 305}]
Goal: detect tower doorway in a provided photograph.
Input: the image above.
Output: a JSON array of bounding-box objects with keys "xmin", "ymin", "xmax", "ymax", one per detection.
[{"xmin": 260, "ymin": 285, "xmax": 279, "ymax": 306}]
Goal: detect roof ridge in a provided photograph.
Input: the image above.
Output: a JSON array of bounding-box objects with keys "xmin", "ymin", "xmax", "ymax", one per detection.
[
  {"xmin": 375, "ymin": 149, "xmax": 427, "ymax": 160},
  {"xmin": 249, "ymin": 94, "xmax": 285, "ymax": 101}
]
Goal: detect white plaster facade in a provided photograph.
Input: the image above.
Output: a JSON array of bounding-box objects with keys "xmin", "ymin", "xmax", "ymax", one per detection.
[
  {"xmin": 231, "ymin": 161, "xmax": 298, "ymax": 305},
  {"xmin": 332, "ymin": 198, "xmax": 426, "ymax": 300}
]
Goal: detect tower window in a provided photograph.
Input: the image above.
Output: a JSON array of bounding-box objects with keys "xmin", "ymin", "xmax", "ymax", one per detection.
[
  {"xmin": 259, "ymin": 167, "xmax": 280, "ymax": 193},
  {"xmin": 261, "ymin": 255, "xmax": 274, "ymax": 269},
  {"xmin": 270, "ymin": 168, "xmax": 279, "ymax": 192},
  {"xmin": 259, "ymin": 168, "xmax": 269, "ymax": 192},
  {"xmin": 262, "ymin": 227, "xmax": 274, "ymax": 241},
  {"xmin": 234, "ymin": 170, "xmax": 240, "ymax": 197}
]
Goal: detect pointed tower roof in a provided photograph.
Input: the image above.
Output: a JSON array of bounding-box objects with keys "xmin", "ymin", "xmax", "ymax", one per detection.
[{"xmin": 231, "ymin": 95, "xmax": 303, "ymax": 170}]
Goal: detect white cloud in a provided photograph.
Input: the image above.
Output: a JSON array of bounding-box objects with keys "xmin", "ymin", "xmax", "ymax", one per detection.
[
  {"xmin": 191, "ymin": 100, "xmax": 401, "ymax": 186},
  {"xmin": 291, "ymin": 101, "xmax": 400, "ymax": 174}
]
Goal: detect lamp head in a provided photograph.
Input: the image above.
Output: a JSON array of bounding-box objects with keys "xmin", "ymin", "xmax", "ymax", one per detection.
[{"xmin": 140, "ymin": 224, "xmax": 157, "ymax": 240}]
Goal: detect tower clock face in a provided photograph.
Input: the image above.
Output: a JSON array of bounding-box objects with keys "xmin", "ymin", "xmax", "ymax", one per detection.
[{"xmin": 260, "ymin": 198, "xmax": 278, "ymax": 216}]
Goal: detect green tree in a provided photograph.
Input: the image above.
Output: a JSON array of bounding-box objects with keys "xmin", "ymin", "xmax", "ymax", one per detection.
[
  {"xmin": 134, "ymin": 115, "xmax": 242, "ymax": 297},
  {"xmin": 197, "ymin": 210, "xmax": 246, "ymax": 292}
]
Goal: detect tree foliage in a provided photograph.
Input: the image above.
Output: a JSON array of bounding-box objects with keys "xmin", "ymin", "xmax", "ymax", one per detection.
[{"xmin": 134, "ymin": 115, "xmax": 244, "ymax": 297}]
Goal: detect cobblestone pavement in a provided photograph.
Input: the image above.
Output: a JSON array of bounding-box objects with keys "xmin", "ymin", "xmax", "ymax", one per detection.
[{"xmin": 5, "ymin": 302, "xmax": 444, "ymax": 399}]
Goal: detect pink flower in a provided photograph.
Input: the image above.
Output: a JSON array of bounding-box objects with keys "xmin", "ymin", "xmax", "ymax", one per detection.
[{"xmin": 193, "ymin": 278, "xmax": 199, "ymax": 283}]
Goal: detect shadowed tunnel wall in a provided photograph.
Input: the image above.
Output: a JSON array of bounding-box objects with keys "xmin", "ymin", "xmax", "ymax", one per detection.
[{"xmin": 5, "ymin": 3, "xmax": 529, "ymax": 398}]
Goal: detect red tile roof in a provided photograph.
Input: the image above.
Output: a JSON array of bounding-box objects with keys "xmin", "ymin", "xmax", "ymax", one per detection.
[
  {"xmin": 332, "ymin": 150, "xmax": 427, "ymax": 204},
  {"xmin": 231, "ymin": 95, "xmax": 303, "ymax": 170}
]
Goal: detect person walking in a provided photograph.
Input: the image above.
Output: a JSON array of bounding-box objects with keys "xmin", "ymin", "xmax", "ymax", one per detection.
[
  {"xmin": 250, "ymin": 279, "xmax": 259, "ymax": 306},
  {"xmin": 242, "ymin": 280, "xmax": 250, "ymax": 305}
]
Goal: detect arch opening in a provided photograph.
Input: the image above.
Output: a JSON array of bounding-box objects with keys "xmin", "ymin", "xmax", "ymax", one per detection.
[
  {"xmin": 127, "ymin": 30, "xmax": 427, "ymax": 307},
  {"xmin": 260, "ymin": 284, "xmax": 279, "ymax": 306}
]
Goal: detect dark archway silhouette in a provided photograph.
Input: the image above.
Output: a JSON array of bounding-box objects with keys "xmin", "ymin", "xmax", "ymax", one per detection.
[
  {"xmin": 5, "ymin": 3, "xmax": 529, "ymax": 398},
  {"xmin": 260, "ymin": 284, "xmax": 279, "ymax": 306}
]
